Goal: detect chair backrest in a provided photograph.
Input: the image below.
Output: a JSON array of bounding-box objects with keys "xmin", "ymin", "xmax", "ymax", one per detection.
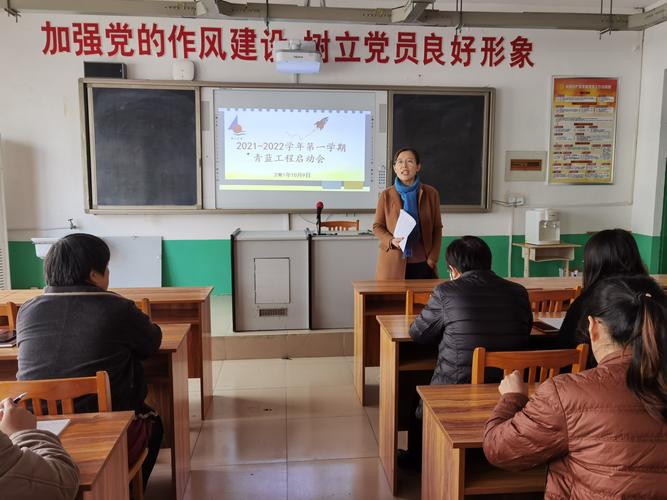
[
  {"xmin": 528, "ymin": 288, "xmax": 577, "ymax": 313},
  {"xmin": 0, "ymin": 302, "xmax": 19, "ymax": 332},
  {"xmin": 471, "ymin": 343, "xmax": 589, "ymax": 384},
  {"xmin": 320, "ymin": 220, "xmax": 360, "ymax": 231},
  {"xmin": 0, "ymin": 371, "xmax": 112, "ymax": 415},
  {"xmin": 405, "ymin": 290, "xmax": 431, "ymax": 315},
  {"xmin": 134, "ymin": 298, "xmax": 152, "ymax": 320}
]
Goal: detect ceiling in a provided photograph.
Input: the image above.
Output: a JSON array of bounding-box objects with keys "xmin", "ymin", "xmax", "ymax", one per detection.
[
  {"xmin": 4, "ymin": 0, "xmax": 667, "ymax": 29},
  {"xmin": 252, "ymin": 0, "xmax": 660, "ymax": 14}
]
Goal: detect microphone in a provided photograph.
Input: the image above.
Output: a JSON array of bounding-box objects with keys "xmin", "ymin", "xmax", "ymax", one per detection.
[{"xmin": 316, "ymin": 201, "xmax": 324, "ymax": 235}]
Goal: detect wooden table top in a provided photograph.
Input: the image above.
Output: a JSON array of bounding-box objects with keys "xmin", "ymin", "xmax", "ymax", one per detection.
[
  {"xmin": 377, "ymin": 314, "xmax": 417, "ymax": 342},
  {"xmin": 377, "ymin": 313, "xmax": 565, "ymax": 342},
  {"xmin": 0, "ymin": 323, "xmax": 190, "ymax": 361},
  {"xmin": 354, "ymin": 275, "xmax": 667, "ymax": 293},
  {"xmin": 0, "ymin": 287, "xmax": 213, "ymax": 305},
  {"xmin": 41, "ymin": 411, "xmax": 134, "ymax": 491},
  {"xmin": 512, "ymin": 242, "xmax": 580, "ymax": 249},
  {"xmin": 417, "ymin": 384, "xmax": 536, "ymax": 449}
]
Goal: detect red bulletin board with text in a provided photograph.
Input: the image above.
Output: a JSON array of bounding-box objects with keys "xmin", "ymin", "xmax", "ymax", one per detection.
[{"xmin": 548, "ymin": 77, "xmax": 618, "ymax": 184}]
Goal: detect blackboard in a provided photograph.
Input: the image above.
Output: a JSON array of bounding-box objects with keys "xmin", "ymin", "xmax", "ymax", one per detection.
[
  {"xmin": 390, "ymin": 91, "xmax": 493, "ymax": 211},
  {"xmin": 88, "ymin": 86, "xmax": 200, "ymax": 208}
]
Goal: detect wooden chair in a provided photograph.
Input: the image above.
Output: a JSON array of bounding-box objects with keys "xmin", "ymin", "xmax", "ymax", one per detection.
[
  {"xmin": 0, "ymin": 371, "xmax": 147, "ymax": 500},
  {"xmin": 320, "ymin": 220, "xmax": 360, "ymax": 231},
  {"xmin": 528, "ymin": 288, "xmax": 577, "ymax": 313},
  {"xmin": 405, "ymin": 290, "xmax": 431, "ymax": 315},
  {"xmin": 0, "ymin": 371, "xmax": 112, "ymax": 415},
  {"xmin": 471, "ymin": 343, "xmax": 589, "ymax": 384},
  {"xmin": 134, "ymin": 298, "xmax": 152, "ymax": 321},
  {"xmin": 0, "ymin": 302, "xmax": 19, "ymax": 332}
]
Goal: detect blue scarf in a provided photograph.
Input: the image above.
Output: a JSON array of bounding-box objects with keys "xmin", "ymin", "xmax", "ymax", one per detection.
[{"xmin": 394, "ymin": 176, "xmax": 421, "ymax": 258}]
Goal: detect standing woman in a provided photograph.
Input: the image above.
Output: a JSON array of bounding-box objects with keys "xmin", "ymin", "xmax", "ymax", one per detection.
[{"xmin": 373, "ymin": 148, "xmax": 443, "ymax": 279}]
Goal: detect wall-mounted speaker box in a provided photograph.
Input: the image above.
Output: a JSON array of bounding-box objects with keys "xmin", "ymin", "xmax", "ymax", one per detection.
[{"xmin": 84, "ymin": 62, "xmax": 127, "ymax": 79}]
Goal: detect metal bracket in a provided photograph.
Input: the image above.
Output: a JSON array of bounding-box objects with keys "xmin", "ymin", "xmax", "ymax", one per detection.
[{"xmin": 3, "ymin": 0, "xmax": 21, "ymax": 21}]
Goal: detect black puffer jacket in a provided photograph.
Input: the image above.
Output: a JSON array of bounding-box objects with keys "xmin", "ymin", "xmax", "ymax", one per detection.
[
  {"xmin": 17, "ymin": 285, "xmax": 162, "ymax": 413},
  {"xmin": 409, "ymin": 269, "xmax": 533, "ymax": 385}
]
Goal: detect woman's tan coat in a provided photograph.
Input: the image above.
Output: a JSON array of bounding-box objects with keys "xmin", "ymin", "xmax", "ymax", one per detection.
[
  {"xmin": 372, "ymin": 184, "xmax": 443, "ymax": 280},
  {"xmin": 483, "ymin": 351, "xmax": 667, "ymax": 499}
]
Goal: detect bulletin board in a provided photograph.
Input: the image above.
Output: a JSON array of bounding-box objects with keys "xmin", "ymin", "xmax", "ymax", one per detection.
[{"xmin": 548, "ymin": 77, "xmax": 618, "ymax": 184}]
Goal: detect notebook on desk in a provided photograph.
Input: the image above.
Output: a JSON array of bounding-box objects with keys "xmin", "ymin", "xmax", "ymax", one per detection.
[
  {"xmin": 0, "ymin": 333, "xmax": 16, "ymax": 348},
  {"xmin": 37, "ymin": 419, "xmax": 70, "ymax": 436}
]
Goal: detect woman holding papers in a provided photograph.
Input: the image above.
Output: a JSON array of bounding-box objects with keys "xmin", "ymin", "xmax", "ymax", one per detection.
[{"xmin": 373, "ymin": 148, "xmax": 443, "ymax": 279}]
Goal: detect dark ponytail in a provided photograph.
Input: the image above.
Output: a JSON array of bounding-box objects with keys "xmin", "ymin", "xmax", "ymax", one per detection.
[{"xmin": 583, "ymin": 275, "xmax": 667, "ymax": 423}]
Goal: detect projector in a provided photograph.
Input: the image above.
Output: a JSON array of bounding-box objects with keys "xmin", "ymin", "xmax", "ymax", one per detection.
[{"xmin": 274, "ymin": 40, "xmax": 322, "ymax": 74}]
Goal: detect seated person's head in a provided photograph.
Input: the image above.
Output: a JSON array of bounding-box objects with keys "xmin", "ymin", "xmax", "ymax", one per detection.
[
  {"xmin": 583, "ymin": 229, "xmax": 647, "ymax": 288},
  {"xmin": 583, "ymin": 274, "xmax": 667, "ymax": 423},
  {"xmin": 44, "ymin": 234, "xmax": 110, "ymax": 290},
  {"xmin": 445, "ymin": 236, "xmax": 492, "ymax": 279}
]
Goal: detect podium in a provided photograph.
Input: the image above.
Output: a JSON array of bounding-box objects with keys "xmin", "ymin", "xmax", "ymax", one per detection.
[{"xmin": 231, "ymin": 229, "xmax": 376, "ymax": 331}]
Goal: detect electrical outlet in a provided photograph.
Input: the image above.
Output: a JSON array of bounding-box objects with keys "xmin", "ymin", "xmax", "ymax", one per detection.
[{"xmin": 507, "ymin": 193, "xmax": 525, "ymax": 206}]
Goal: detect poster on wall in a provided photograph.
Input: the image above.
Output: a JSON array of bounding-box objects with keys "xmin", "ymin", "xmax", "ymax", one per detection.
[{"xmin": 548, "ymin": 77, "xmax": 618, "ymax": 184}]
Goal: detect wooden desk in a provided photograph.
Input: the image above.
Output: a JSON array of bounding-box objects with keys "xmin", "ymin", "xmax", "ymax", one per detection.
[
  {"xmin": 512, "ymin": 242, "xmax": 580, "ymax": 278},
  {"xmin": 377, "ymin": 314, "xmax": 436, "ymax": 495},
  {"xmin": 43, "ymin": 411, "xmax": 135, "ymax": 500},
  {"xmin": 376, "ymin": 313, "xmax": 562, "ymax": 495},
  {"xmin": 418, "ymin": 384, "xmax": 546, "ymax": 499},
  {"xmin": 0, "ymin": 287, "xmax": 213, "ymax": 419},
  {"xmin": 0, "ymin": 324, "xmax": 191, "ymax": 500},
  {"xmin": 354, "ymin": 275, "xmax": 667, "ymax": 404}
]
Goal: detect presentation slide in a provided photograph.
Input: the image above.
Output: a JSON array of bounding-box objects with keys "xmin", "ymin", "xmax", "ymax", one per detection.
[
  {"xmin": 219, "ymin": 108, "xmax": 370, "ymax": 192},
  {"xmin": 211, "ymin": 88, "xmax": 386, "ymax": 211}
]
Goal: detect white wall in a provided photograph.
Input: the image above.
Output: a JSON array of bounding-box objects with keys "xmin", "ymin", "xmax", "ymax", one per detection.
[
  {"xmin": 0, "ymin": 13, "xmax": 646, "ymax": 241},
  {"xmin": 632, "ymin": 21, "xmax": 667, "ymax": 237}
]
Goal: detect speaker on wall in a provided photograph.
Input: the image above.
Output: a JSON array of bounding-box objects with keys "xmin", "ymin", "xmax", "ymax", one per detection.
[{"xmin": 84, "ymin": 62, "xmax": 127, "ymax": 79}]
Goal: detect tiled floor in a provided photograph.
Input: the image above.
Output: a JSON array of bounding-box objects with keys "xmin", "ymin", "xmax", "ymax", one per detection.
[{"xmin": 145, "ymin": 357, "xmax": 420, "ymax": 500}]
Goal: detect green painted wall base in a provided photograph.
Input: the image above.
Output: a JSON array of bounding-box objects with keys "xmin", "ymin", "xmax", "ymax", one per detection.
[{"xmin": 7, "ymin": 232, "xmax": 660, "ymax": 294}]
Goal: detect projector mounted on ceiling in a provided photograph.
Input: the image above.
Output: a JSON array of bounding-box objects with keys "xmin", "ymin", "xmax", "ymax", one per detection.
[{"xmin": 273, "ymin": 40, "xmax": 322, "ymax": 74}]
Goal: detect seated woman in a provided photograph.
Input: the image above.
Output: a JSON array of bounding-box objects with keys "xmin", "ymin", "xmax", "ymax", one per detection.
[
  {"xmin": 483, "ymin": 275, "xmax": 667, "ymax": 498},
  {"xmin": 16, "ymin": 233, "xmax": 163, "ymax": 488},
  {"xmin": 558, "ymin": 228, "xmax": 647, "ymax": 355},
  {"xmin": 0, "ymin": 397, "xmax": 79, "ymax": 500}
]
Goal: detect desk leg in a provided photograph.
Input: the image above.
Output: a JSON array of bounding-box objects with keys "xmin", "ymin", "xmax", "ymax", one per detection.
[
  {"xmin": 378, "ymin": 327, "xmax": 399, "ymax": 495},
  {"xmin": 422, "ymin": 403, "xmax": 464, "ymax": 500},
  {"xmin": 522, "ymin": 248, "xmax": 530, "ymax": 278},
  {"xmin": 564, "ymin": 259, "xmax": 570, "ymax": 277},
  {"xmin": 353, "ymin": 291, "xmax": 366, "ymax": 405},
  {"xmin": 199, "ymin": 298, "xmax": 213, "ymax": 420},
  {"xmin": 170, "ymin": 340, "xmax": 191, "ymax": 500},
  {"xmin": 145, "ymin": 345, "xmax": 191, "ymax": 500},
  {"xmin": 79, "ymin": 429, "xmax": 130, "ymax": 500}
]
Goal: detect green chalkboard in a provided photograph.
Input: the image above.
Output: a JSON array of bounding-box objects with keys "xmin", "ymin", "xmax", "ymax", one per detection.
[
  {"xmin": 86, "ymin": 85, "xmax": 201, "ymax": 209},
  {"xmin": 390, "ymin": 90, "xmax": 493, "ymax": 212}
]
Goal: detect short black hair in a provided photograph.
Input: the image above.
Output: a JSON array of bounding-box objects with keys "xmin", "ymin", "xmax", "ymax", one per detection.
[
  {"xmin": 44, "ymin": 233, "xmax": 110, "ymax": 286},
  {"xmin": 583, "ymin": 229, "xmax": 647, "ymax": 289},
  {"xmin": 392, "ymin": 148, "xmax": 420, "ymax": 165},
  {"xmin": 445, "ymin": 236, "xmax": 492, "ymax": 273}
]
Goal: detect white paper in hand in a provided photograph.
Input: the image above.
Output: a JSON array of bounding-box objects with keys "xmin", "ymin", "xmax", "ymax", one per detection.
[{"xmin": 394, "ymin": 209, "xmax": 417, "ymax": 252}]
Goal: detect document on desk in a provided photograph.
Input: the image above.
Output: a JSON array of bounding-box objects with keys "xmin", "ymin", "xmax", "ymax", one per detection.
[
  {"xmin": 539, "ymin": 317, "xmax": 564, "ymax": 329},
  {"xmin": 37, "ymin": 419, "xmax": 70, "ymax": 437},
  {"xmin": 394, "ymin": 210, "xmax": 417, "ymax": 252}
]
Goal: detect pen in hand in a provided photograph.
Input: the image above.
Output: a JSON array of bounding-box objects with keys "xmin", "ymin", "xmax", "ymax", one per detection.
[{"xmin": 12, "ymin": 392, "xmax": 27, "ymax": 405}]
